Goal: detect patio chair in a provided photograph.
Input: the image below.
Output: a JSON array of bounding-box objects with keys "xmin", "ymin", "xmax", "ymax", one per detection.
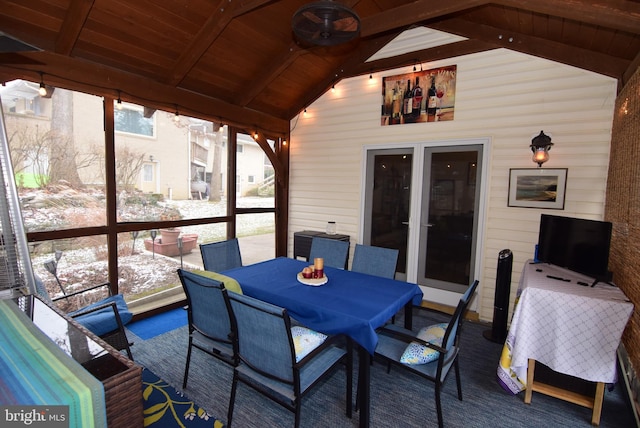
[
  {"xmin": 351, "ymin": 243, "xmax": 399, "ymax": 324},
  {"xmin": 200, "ymin": 238, "xmax": 243, "ymax": 272},
  {"xmin": 308, "ymin": 237, "xmax": 349, "ymax": 269},
  {"xmin": 34, "ymin": 275, "xmax": 134, "ymax": 360},
  {"xmin": 226, "ymin": 292, "xmax": 352, "ymax": 428},
  {"xmin": 177, "ymin": 269, "xmax": 239, "ymax": 389},
  {"xmin": 373, "ymin": 279, "xmax": 479, "ymax": 428},
  {"xmin": 351, "ymin": 244, "xmax": 399, "ymax": 279}
]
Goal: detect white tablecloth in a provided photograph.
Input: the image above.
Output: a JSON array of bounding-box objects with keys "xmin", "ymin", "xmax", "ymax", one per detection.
[{"xmin": 498, "ymin": 261, "xmax": 633, "ymax": 394}]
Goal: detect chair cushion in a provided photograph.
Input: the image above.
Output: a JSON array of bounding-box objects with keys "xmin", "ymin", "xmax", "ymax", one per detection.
[
  {"xmin": 291, "ymin": 326, "xmax": 327, "ymax": 362},
  {"xmin": 71, "ymin": 294, "xmax": 133, "ymax": 337},
  {"xmin": 399, "ymin": 323, "xmax": 447, "ymax": 365},
  {"xmin": 190, "ymin": 269, "xmax": 243, "ymax": 295}
]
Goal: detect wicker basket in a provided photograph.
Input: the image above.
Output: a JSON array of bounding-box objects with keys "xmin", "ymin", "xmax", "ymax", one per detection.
[{"xmin": 39, "ymin": 297, "xmax": 143, "ymax": 427}]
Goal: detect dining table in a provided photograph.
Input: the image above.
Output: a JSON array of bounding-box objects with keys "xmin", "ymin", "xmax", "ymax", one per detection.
[{"xmin": 222, "ymin": 256, "xmax": 424, "ymax": 428}]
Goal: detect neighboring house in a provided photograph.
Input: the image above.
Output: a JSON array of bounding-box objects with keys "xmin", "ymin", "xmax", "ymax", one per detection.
[{"xmin": 0, "ymin": 82, "xmax": 269, "ymax": 200}]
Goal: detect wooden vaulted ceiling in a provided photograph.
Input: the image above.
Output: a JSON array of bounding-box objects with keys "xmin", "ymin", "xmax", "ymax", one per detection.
[{"xmin": 0, "ymin": 0, "xmax": 639, "ymax": 136}]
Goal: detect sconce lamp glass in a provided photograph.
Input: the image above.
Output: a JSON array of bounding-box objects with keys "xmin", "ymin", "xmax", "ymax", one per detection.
[{"xmin": 530, "ymin": 130, "xmax": 553, "ymax": 167}]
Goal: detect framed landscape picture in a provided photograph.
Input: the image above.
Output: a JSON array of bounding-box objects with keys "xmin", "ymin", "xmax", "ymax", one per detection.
[{"xmin": 508, "ymin": 168, "xmax": 568, "ymax": 209}]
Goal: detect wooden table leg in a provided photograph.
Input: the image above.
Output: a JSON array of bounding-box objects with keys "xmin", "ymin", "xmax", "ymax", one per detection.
[
  {"xmin": 524, "ymin": 358, "xmax": 535, "ymax": 404},
  {"xmin": 591, "ymin": 382, "xmax": 605, "ymax": 426}
]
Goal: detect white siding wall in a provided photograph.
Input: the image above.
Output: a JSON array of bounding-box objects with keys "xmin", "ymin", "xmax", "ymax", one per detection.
[{"xmin": 289, "ymin": 48, "xmax": 617, "ymax": 322}]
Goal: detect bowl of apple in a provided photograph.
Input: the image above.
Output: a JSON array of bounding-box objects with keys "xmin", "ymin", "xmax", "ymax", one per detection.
[{"xmin": 297, "ymin": 266, "xmax": 328, "ymax": 286}]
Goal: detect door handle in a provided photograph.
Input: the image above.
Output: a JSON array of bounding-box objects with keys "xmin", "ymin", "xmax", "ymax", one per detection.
[
  {"xmin": 421, "ymin": 223, "xmax": 434, "ymax": 227},
  {"xmin": 401, "ymin": 221, "xmax": 409, "ymax": 225}
]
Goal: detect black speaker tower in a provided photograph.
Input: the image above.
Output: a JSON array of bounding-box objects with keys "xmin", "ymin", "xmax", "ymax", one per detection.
[{"xmin": 483, "ymin": 249, "xmax": 513, "ymax": 343}]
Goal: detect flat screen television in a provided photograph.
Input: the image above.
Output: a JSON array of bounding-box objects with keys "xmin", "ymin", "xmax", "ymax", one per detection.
[{"xmin": 537, "ymin": 214, "xmax": 613, "ymax": 281}]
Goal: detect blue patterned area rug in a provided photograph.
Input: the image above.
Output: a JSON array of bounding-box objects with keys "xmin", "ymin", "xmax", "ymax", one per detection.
[
  {"xmin": 128, "ymin": 308, "xmax": 187, "ymax": 340},
  {"xmin": 142, "ymin": 368, "xmax": 225, "ymax": 427}
]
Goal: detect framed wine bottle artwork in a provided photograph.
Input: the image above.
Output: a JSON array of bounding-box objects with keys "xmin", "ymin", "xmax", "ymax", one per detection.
[{"xmin": 381, "ymin": 64, "xmax": 456, "ymax": 126}]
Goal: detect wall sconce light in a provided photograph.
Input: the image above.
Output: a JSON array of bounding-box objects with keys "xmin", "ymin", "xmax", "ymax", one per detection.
[
  {"xmin": 149, "ymin": 155, "xmax": 154, "ymax": 162},
  {"xmin": 173, "ymin": 106, "xmax": 180, "ymax": 122},
  {"xmin": 253, "ymin": 130, "xmax": 259, "ymax": 140},
  {"xmin": 530, "ymin": 130, "xmax": 553, "ymax": 167}
]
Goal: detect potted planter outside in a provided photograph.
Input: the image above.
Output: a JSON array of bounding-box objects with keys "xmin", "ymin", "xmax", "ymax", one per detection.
[{"xmin": 159, "ymin": 228, "xmax": 180, "ymax": 244}]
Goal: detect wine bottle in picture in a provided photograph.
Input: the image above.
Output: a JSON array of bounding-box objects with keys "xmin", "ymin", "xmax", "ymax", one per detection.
[
  {"xmin": 411, "ymin": 76, "xmax": 423, "ymax": 121},
  {"xmin": 427, "ymin": 76, "xmax": 437, "ymax": 122},
  {"xmin": 402, "ymin": 79, "xmax": 413, "ymax": 122},
  {"xmin": 391, "ymin": 81, "xmax": 401, "ymax": 124}
]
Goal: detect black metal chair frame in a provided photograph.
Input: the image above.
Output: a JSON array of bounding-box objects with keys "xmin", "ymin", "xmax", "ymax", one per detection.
[
  {"xmin": 373, "ymin": 280, "xmax": 479, "ymax": 428},
  {"xmin": 52, "ymin": 282, "xmax": 134, "ymax": 360}
]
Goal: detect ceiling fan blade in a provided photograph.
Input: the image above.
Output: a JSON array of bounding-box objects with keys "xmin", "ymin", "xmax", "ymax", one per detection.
[
  {"xmin": 333, "ymin": 17, "xmax": 358, "ymax": 32},
  {"xmin": 302, "ymin": 11, "xmax": 323, "ymax": 24}
]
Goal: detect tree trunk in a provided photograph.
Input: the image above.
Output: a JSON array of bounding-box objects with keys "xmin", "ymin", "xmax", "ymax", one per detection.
[
  {"xmin": 49, "ymin": 89, "xmax": 83, "ymax": 187},
  {"xmin": 208, "ymin": 125, "xmax": 224, "ymax": 202}
]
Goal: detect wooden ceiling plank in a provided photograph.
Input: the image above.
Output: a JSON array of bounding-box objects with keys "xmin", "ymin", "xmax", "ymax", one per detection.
[
  {"xmin": 167, "ymin": 0, "xmax": 234, "ymax": 86},
  {"xmin": 168, "ymin": 0, "xmax": 275, "ymax": 86},
  {"xmin": 238, "ymin": 43, "xmax": 305, "ymax": 107},
  {"xmin": 495, "ymin": 0, "xmax": 640, "ymax": 35},
  {"xmin": 430, "ymin": 17, "xmax": 629, "ymax": 79},
  {"xmin": 55, "ymin": 0, "xmax": 95, "ymax": 55}
]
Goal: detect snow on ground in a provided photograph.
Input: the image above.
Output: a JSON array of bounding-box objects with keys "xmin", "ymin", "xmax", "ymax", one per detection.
[{"xmin": 25, "ymin": 186, "xmax": 274, "ymax": 308}]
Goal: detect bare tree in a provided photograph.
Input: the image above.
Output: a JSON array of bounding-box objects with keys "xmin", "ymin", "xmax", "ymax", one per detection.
[
  {"xmin": 6, "ymin": 121, "xmax": 51, "ymax": 187},
  {"xmin": 115, "ymin": 146, "xmax": 145, "ymax": 191}
]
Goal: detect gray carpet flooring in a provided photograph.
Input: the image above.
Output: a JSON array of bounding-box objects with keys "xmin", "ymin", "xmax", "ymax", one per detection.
[{"xmin": 129, "ymin": 309, "xmax": 635, "ymax": 427}]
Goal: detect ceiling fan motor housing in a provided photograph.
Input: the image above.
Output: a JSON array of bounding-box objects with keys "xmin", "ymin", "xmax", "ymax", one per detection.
[{"xmin": 292, "ymin": 1, "xmax": 361, "ymax": 46}]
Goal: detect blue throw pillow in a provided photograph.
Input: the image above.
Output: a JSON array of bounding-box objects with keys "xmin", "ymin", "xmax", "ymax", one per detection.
[
  {"xmin": 291, "ymin": 326, "xmax": 327, "ymax": 362},
  {"xmin": 399, "ymin": 323, "xmax": 447, "ymax": 365},
  {"xmin": 71, "ymin": 294, "xmax": 133, "ymax": 337}
]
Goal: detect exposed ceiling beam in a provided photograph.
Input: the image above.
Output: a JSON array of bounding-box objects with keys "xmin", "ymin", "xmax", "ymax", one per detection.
[
  {"xmin": 352, "ymin": 39, "xmax": 499, "ymax": 77},
  {"xmin": 238, "ymin": 42, "xmax": 305, "ymax": 107},
  {"xmin": 167, "ymin": 0, "xmax": 275, "ymax": 86},
  {"xmin": 0, "ymin": 51, "xmax": 289, "ymax": 135},
  {"xmin": 430, "ymin": 17, "xmax": 630, "ymax": 79},
  {"xmin": 55, "ymin": 0, "xmax": 95, "ymax": 55},
  {"xmin": 495, "ymin": 0, "xmax": 640, "ymax": 35},
  {"xmin": 288, "ymin": 32, "xmax": 399, "ymax": 117},
  {"xmin": 623, "ymin": 51, "xmax": 640, "ymax": 86},
  {"xmin": 360, "ymin": 0, "xmax": 489, "ymax": 37}
]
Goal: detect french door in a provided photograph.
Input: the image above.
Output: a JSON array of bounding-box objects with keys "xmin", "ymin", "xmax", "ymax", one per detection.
[{"xmin": 363, "ymin": 143, "xmax": 483, "ymax": 295}]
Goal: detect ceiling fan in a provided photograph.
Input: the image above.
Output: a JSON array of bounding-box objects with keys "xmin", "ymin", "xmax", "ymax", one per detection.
[{"xmin": 291, "ymin": 1, "xmax": 361, "ymax": 47}]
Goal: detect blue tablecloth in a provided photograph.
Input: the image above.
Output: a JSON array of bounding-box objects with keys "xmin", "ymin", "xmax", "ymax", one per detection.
[{"xmin": 223, "ymin": 257, "xmax": 423, "ymax": 354}]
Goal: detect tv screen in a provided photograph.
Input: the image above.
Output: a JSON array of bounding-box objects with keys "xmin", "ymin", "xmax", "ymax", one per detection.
[{"xmin": 537, "ymin": 214, "xmax": 612, "ymax": 280}]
